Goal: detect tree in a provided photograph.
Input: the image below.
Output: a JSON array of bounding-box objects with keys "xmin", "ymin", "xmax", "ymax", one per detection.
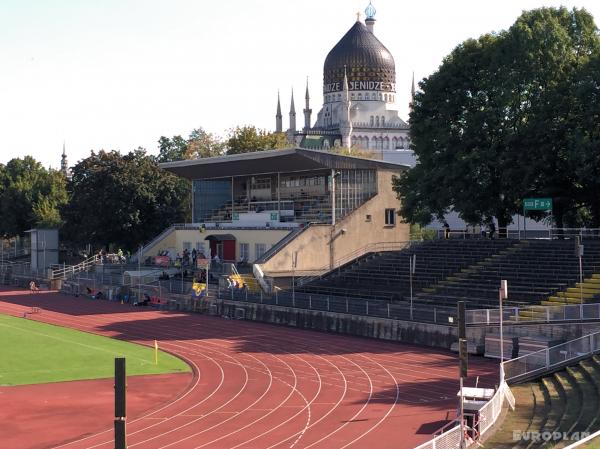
[
  {"xmin": 156, "ymin": 128, "xmax": 225, "ymax": 162},
  {"xmin": 62, "ymin": 149, "xmax": 190, "ymax": 251},
  {"xmin": 0, "ymin": 157, "xmax": 67, "ymax": 237},
  {"xmin": 226, "ymin": 126, "xmax": 288, "ymax": 155},
  {"xmin": 394, "ymin": 7, "xmax": 600, "ymax": 230}
]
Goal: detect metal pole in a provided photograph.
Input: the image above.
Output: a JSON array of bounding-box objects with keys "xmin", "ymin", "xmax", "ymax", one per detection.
[
  {"xmin": 331, "ymin": 169, "xmax": 336, "ymax": 226},
  {"xmin": 523, "ymin": 204, "xmax": 527, "ymax": 239},
  {"xmin": 410, "ymin": 254, "xmax": 415, "ymax": 320},
  {"xmin": 459, "ymin": 376, "xmax": 465, "ymax": 449},
  {"xmin": 580, "ymin": 252, "xmax": 584, "ymax": 306},
  {"xmin": 138, "ymin": 245, "xmax": 141, "ymax": 303},
  {"xmin": 499, "ymin": 288, "xmax": 504, "ymax": 362}
]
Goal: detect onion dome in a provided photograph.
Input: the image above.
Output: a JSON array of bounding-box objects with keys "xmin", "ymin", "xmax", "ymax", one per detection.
[{"xmin": 323, "ymin": 21, "xmax": 396, "ymax": 95}]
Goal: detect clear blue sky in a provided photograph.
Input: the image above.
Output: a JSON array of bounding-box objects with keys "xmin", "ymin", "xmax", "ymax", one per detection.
[{"xmin": 1, "ymin": 0, "xmax": 599, "ymax": 168}]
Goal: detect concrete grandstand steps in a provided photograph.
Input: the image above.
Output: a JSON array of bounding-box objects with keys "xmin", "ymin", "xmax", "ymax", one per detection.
[
  {"xmin": 565, "ymin": 365, "xmax": 597, "ymax": 436},
  {"xmin": 487, "ymin": 356, "xmax": 600, "ymax": 448},
  {"xmin": 299, "ymin": 239, "xmax": 516, "ymax": 301},
  {"xmin": 484, "ymin": 384, "xmax": 539, "ymax": 449}
]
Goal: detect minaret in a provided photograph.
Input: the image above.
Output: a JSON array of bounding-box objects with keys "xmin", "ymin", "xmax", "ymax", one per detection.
[
  {"xmin": 410, "ymin": 71, "xmax": 416, "ymax": 111},
  {"xmin": 288, "ymin": 89, "xmax": 296, "ymax": 135},
  {"xmin": 275, "ymin": 91, "xmax": 282, "ymax": 133},
  {"xmin": 60, "ymin": 141, "xmax": 68, "ymax": 177},
  {"xmin": 303, "ymin": 78, "xmax": 312, "ymax": 131},
  {"xmin": 365, "ymin": 1, "xmax": 376, "ymax": 34},
  {"xmin": 339, "ymin": 68, "xmax": 353, "ymax": 148}
]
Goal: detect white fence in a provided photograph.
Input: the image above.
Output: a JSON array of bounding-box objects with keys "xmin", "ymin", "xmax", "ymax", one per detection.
[
  {"xmin": 503, "ymin": 330, "xmax": 600, "ymax": 383},
  {"xmin": 467, "ymin": 302, "xmax": 600, "ymax": 325},
  {"xmin": 413, "ymin": 370, "xmax": 513, "ymax": 449}
]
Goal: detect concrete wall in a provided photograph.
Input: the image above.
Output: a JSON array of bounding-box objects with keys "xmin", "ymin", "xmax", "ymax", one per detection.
[
  {"xmin": 222, "ymin": 300, "xmax": 458, "ymax": 348},
  {"xmin": 220, "ymin": 300, "xmax": 600, "ymax": 352},
  {"xmin": 261, "ymin": 169, "xmax": 409, "ymax": 275}
]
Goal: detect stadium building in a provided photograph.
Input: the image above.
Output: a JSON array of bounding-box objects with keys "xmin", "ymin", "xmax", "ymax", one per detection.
[{"xmin": 145, "ymin": 148, "xmax": 408, "ymax": 280}]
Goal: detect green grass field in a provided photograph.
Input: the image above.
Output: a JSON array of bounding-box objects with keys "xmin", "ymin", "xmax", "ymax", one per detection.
[{"xmin": 0, "ymin": 314, "xmax": 190, "ymax": 386}]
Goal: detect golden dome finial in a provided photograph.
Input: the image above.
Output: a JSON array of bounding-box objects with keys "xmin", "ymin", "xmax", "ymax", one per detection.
[{"xmin": 356, "ymin": 11, "xmax": 360, "ymax": 22}]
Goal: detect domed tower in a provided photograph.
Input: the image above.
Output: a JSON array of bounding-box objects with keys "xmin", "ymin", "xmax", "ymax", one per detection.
[
  {"xmin": 315, "ymin": 4, "xmax": 400, "ymax": 132},
  {"xmin": 291, "ymin": 2, "xmax": 412, "ymax": 158}
]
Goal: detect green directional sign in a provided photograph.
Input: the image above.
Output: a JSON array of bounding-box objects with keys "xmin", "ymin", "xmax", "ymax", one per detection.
[
  {"xmin": 523, "ymin": 198, "xmax": 552, "ymax": 211},
  {"xmin": 232, "ymin": 212, "xmax": 239, "ymax": 220}
]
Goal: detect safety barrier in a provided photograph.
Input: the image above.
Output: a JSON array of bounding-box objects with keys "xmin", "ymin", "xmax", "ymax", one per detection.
[
  {"xmin": 467, "ymin": 302, "xmax": 600, "ymax": 325},
  {"xmin": 503, "ymin": 330, "xmax": 600, "ymax": 383}
]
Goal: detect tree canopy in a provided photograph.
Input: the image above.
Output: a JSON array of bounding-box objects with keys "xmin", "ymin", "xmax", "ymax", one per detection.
[
  {"xmin": 226, "ymin": 126, "xmax": 288, "ymax": 155},
  {"xmin": 0, "ymin": 157, "xmax": 67, "ymax": 237},
  {"xmin": 395, "ymin": 7, "xmax": 600, "ymax": 229},
  {"xmin": 61, "ymin": 149, "xmax": 190, "ymax": 251},
  {"xmin": 156, "ymin": 127, "xmax": 225, "ymax": 162}
]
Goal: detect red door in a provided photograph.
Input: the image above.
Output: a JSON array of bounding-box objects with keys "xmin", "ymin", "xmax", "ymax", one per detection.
[{"xmin": 223, "ymin": 240, "xmax": 236, "ymax": 262}]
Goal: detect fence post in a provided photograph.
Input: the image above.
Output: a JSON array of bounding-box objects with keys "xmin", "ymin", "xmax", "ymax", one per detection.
[
  {"xmin": 366, "ymin": 301, "xmax": 369, "ymax": 315},
  {"xmin": 309, "ymin": 295, "xmax": 312, "ymax": 309},
  {"xmin": 434, "ymin": 307, "xmax": 437, "ymax": 323},
  {"xmin": 486, "ymin": 309, "xmax": 490, "ymax": 325},
  {"xmin": 387, "ymin": 303, "xmax": 390, "ymax": 319},
  {"xmin": 327, "ymin": 297, "xmax": 330, "ymax": 311},
  {"xmin": 346, "ymin": 298, "xmax": 349, "ymax": 313},
  {"xmin": 515, "ymin": 307, "xmax": 519, "ymax": 322},
  {"xmin": 546, "ymin": 307, "xmax": 550, "ymax": 323},
  {"xmin": 545, "ymin": 348, "xmax": 550, "ymax": 369}
]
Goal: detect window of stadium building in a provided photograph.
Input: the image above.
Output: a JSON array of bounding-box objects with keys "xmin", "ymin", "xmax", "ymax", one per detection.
[
  {"xmin": 240, "ymin": 243, "xmax": 249, "ymax": 262},
  {"xmin": 385, "ymin": 208, "xmax": 396, "ymax": 226},
  {"xmin": 255, "ymin": 243, "xmax": 267, "ymax": 259},
  {"xmin": 193, "ymin": 178, "xmax": 232, "ymax": 223},
  {"xmin": 334, "ymin": 169, "xmax": 377, "ymax": 220}
]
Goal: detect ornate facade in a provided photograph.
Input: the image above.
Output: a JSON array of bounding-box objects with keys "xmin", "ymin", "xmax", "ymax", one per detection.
[{"xmin": 277, "ymin": 2, "xmax": 415, "ymax": 165}]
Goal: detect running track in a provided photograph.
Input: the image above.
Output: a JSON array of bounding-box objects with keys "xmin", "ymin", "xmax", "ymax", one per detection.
[{"xmin": 0, "ymin": 288, "xmax": 497, "ymax": 449}]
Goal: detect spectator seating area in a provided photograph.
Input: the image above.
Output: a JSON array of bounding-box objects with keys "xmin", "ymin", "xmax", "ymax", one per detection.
[
  {"xmin": 415, "ymin": 239, "xmax": 600, "ymax": 309},
  {"xmin": 299, "ymin": 239, "xmax": 600, "ymax": 310},
  {"xmin": 299, "ymin": 239, "xmax": 515, "ymax": 302},
  {"xmin": 486, "ymin": 355, "xmax": 600, "ymax": 448}
]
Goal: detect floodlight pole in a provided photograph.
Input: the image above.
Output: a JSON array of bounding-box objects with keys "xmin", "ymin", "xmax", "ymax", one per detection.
[
  {"xmin": 459, "ymin": 376, "xmax": 465, "ymax": 449},
  {"xmin": 499, "ymin": 280, "xmax": 507, "ymax": 363},
  {"xmin": 409, "ymin": 254, "xmax": 415, "ymax": 320}
]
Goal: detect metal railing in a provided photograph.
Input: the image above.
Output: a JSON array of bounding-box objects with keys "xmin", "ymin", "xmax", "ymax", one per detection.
[
  {"xmin": 217, "ymin": 287, "xmax": 457, "ymax": 325},
  {"xmin": 50, "ymin": 254, "xmax": 102, "ymax": 279},
  {"xmin": 433, "ymin": 228, "xmax": 600, "ymax": 241},
  {"xmin": 467, "ymin": 302, "xmax": 600, "ymax": 325},
  {"xmin": 503, "ymin": 330, "xmax": 600, "ymax": 383}
]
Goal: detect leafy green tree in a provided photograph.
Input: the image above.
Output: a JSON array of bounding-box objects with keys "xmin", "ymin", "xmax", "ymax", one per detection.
[
  {"xmin": 226, "ymin": 126, "xmax": 288, "ymax": 155},
  {"xmin": 62, "ymin": 149, "xmax": 190, "ymax": 251},
  {"xmin": 157, "ymin": 127, "xmax": 224, "ymax": 162},
  {"xmin": 570, "ymin": 52, "xmax": 600, "ymax": 226},
  {"xmin": 0, "ymin": 157, "xmax": 67, "ymax": 237},
  {"xmin": 395, "ymin": 7, "xmax": 600, "ymax": 230}
]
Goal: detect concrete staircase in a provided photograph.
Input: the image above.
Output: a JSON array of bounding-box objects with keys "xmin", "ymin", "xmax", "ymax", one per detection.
[
  {"xmin": 229, "ymin": 273, "xmax": 261, "ymax": 293},
  {"xmin": 543, "ymin": 274, "xmax": 600, "ymax": 306},
  {"xmin": 486, "ymin": 355, "xmax": 600, "ymax": 448}
]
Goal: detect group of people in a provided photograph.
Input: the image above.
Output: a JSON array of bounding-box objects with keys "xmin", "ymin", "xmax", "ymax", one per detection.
[{"xmin": 226, "ymin": 277, "xmax": 247, "ymax": 291}]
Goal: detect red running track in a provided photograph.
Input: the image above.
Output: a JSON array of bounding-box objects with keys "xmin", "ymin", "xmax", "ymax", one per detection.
[{"xmin": 0, "ymin": 288, "xmax": 497, "ymax": 449}]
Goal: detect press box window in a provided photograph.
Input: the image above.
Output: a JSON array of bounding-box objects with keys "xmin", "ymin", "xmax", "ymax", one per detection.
[{"xmin": 384, "ymin": 208, "xmax": 396, "ymax": 226}]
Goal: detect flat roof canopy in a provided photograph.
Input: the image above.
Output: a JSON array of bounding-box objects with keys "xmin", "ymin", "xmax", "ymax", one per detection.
[{"xmin": 160, "ymin": 148, "xmax": 409, "ymax": 180}]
